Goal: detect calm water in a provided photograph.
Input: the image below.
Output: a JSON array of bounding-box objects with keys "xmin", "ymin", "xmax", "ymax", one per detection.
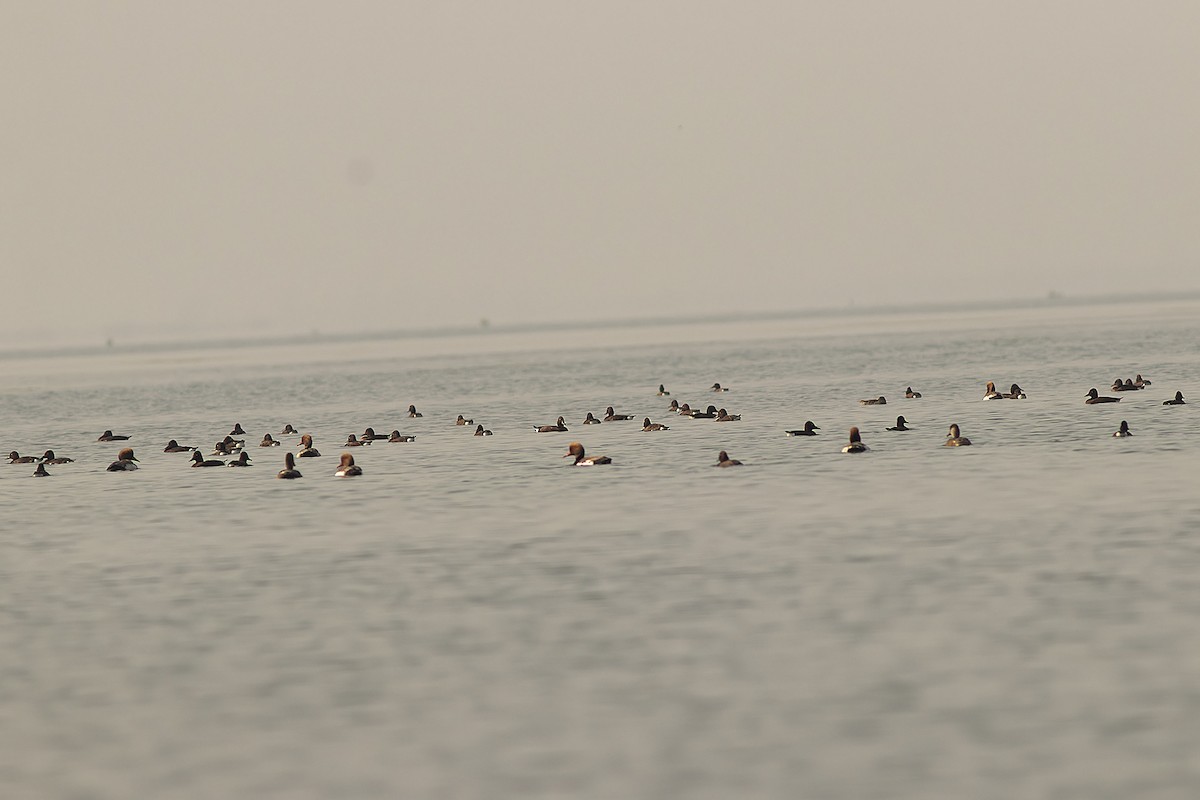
[{"xmin": 3, "ymin": 300, "xmax": 1200, "ymax": 799}]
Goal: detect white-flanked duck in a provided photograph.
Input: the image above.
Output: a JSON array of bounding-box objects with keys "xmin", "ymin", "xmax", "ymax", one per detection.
[
  {"xmin": 642, "ymin": 417, "xmax": 669, "ymax": 431},
  {"xmin": 107, "ymin": 447, "xmax": 139, "ymax": 471},
  {"xmin": 388, "ymin": 431, "xmax": 416, "ymax": 442},
  {"xmin": 711, "ymin": 383, "xmax": 730, "ymax": 392},
  {"xmin": 344, "ymin": 434, "xmax": 369, "ymax": 447},
  {"xmin": 8, "ymin": 451, "xmax": 36, "ymax": 464},
  {"xmin": 474, "ymin": 424, "xmax": 493, "ymax": 436},
  {"xmin": 1113, "ymin": 420, "xmax": 1133, "ymax": 438},
  {"xmin": 229, "ymin": 423, "xmax": 246, "ymax": 436},
  {"xmin": 785, "ymin": 421, "xmax": 820, "ymax": 436},
  {"xmin": 1085, "ymin": 388, "xmax": 1121, "ymax": 404},
  {"xmin": 1004, "ymin": 383, "xmax": 1027, "ymax": 399},
  {"xmin": 455, "ymin": 415, "xmax": 473, "ymax": 426},
  {"xmin": 163, "ymin": 440, "xmax": 195, "ymax": 453},
  {"xmin": 582, "ymin": 412, "xmax": 602, "ymax": 425},
  {"xmin": 842, "ymin": 427, "xmax": 869, "ymax": 453},
  {"xmin": 277, "ymin": 451, "xmax": 302, "ymax": 479},
  {"xmin": 657, "ymin": 384, "xmax": 670, "ymax": 396},
  {"xmin": 33, "ymin": 463, "xmax": 50, "ymax": 477},
  {"xmin": 260, "ymin": 434, "xmax": 281, "ymax": 447},
  {"xmin": 281, "ymin": 424, "xmax": 299, "ymax": 435},
  {"xmin": 407, "ymin": 405, "xmax": 423, "ymax": 418},
  {"xmin": 715, "ymin": 408, "xmax": 740, "ymax": 422},
  {"xmin": 40, "ymin": 450, "xmax": 74, "ymax": 464},
  {"xmin": 1135, "ymin": 374, "xmax": 1152, "ymax": 387},
  {"xmin": 1163, "ymin": 391, "xmax": 1186, "ymax": 405},
  {"xmin": 905, "ymin": 387, "xmax": 922, "ymax": 399},
  {"xmin": 191, "ymin": 451, "xmax": 225, "ymax": 467},
  {"xmin": 983, "ymin": 382, "xmax": 1003, "ymax": 400},
  {"xmin": 944, "ymin": 423, "xmax": 972, "ymax": 447},
  {"xmin": 603, "ymin": 406, "xmax": 634, "ymax": 421},
  {"xmin": 564, "ymin": 441, "xmax": 611, "ymax": 465},
  {"xmin": 534, "ymin": 417, "xmax": 568, "ymax": 433},
  {"xmin": 335, "ymin": 452, "xmax": 363, "ymax": 477}
]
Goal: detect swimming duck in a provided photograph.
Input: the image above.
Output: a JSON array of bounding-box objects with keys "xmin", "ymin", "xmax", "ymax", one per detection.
[
  {"xmin": 107, "ymin": 447, "xmax": 139, "ymax": 471},
  {"xmin": 454, "ymin": 415, "xmax": 473, "ymax": 426},
  {"xmin": 32, "ymin": 463, "xmax": 50, "ymax": 477},
  {"xmin": 277, "ymin": 451, "xmax": 302, "ymax": 479},
  {"xmin": 983, "ymin": 382, "xmax": 1003, "ymax": 400},
  {"xmin": 859, "ymin": 396, "xmax": 887, "ymax": 406},
  {"xmin": 564, "ymin": 441, "xmax": 611, "ymax": 465},
  {"xmin": 642, "ymin": 417, "xmax": 669, "ymax": 431},
  {"xmin": 715, "ymin": 408, "xmax": 741, "ymax": 421},
  {"xmin": 281, "ymin": 424, "xmax": 299, "ymax": 435},
  {"xmin": 944, "ymin": 423, "xmax": 972, "ymax": 446},
  {"xmin": 1135, "ymin": 374, "xmax": 1152, "ymax": 387},
  {"xmin": 1113, "ymin": 420, "xmax": 1133, "ymax": 438},
  {"xmin": 474, "ymin": 424, "xmax": 493, "ymax": 436},
  {"xmin": 603, "ymin": 406, "xmax": 634, "ymax": 421},
  {"xmin": 297, "ymin": 434, "xmax": 321, "ymax": 457},
  {"xmin": 711, "ymin": 383, "xmax": 730, "ymax": 392},
  {"xmin": 361, "ymin": 427, "xmax": 388, "ymax": 441},
  {"xmin": 842, "ymin": 427, "xmax": 869, "ymax": 453},
  {"xmin": 191, "ymin": 451, "xmax": 225, "ymax": 467},
  {"xmin": 8, "ymin": 451, "xmax": 36, "ymax": 463},
  {"xmin": 534, "ymin": 417, "xmax": 569, "ymax": 433},
  {"xmin": 260, "ymin": 434, "xmax": 281, "ymax": 447},
  {"xmin": 657, "ymin": 384, "xmax": 670, "ymax": 396},
  {"xmin": 97, "ymin": 430, "xmax": 131, "ymax": 441},
  {"xmin": 582, "ymin": 412, "xmax": 602, "ymax": 425},
  {"xmin": 667, "ymin": 399, "xmax": 682, "ymax": 414},
  {"xmin": 40, "ymin": 450, "xmax": 74, "ymax": 464},
  {"xmin": 785, "ymin": 421, "xmax": 820, "ymax": 436},
  {"xmin": 344, "ymin": 434, "xmax": 369, "ymax": 447},
  {"xmin": 886, "ymin": 416, "xmax": 911, "ymax": 431},
  {"xmin": 335, "ymin": 452, "xmax": 363, "ymax": 477},
  {"xmin": 905, "ymin": 387, "xmax": 922, "ymax": 399},
  {"xmin": 407, "ymin": 405, "xmax": 423, "ymax": 418},
  {"xmin": 689, "ymin": 405, "xmax": 718, "ymax": 419},
  {"xmin": 212, "ymin": 440, "xmax": 233, "ymax": 456},
  {"xmin": 1163, "ymin": 391, "xmax": 1186, "ymax": 405},
  {"xmin": 222, "ymin": 435, "xmax": 245, "ymax": 451},
  {"xmin": 715, "ymin": 450, "xmax": 743, "ymax": 467},
  {"xmin": 228, "ymin": 452, "xmax": 253, "ymax": 466},
  {"xmin": 388, "ymin": 431, "xmax": 416, "ymax": 442},
  {"xmin": 1004, "ymin": 383, "xmax": 1027, "ymax": 399},
  {"xmin": 229, "ymin": 423, "xmax": 246, "ymax": 436},
  {"xmin": 163, "ymin": 440, "xmax": 195, "ymax": 453},
  {"xmin": 1085, "ymin": 388, "xmax": 1121, "ymax": 404}
]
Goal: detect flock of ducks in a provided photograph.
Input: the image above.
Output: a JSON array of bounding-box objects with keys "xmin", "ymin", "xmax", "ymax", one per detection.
[{"xmin": 7, "ymin": 376, "xmax": 1188, "ymax": 477}]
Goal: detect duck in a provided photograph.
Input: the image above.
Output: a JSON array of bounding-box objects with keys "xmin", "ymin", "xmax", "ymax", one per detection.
[
  {"xmin": 229, "ymin": 423, "xmax": 246, "ymax": 436},
  {"xmin": 107, "ymin": 447, "xmax": 139, "ymax": 471},
  {"xmin": 335, "ymin": 452, "xmax": 363, "ymax": 477},
  {"xmin": 388, "ymin": 431, "xmax": 416, "ymax": 442},
  {"xmin": 228, "ymin": 452, "xmax": 253, "ymax": 466},
  {"xmin": 715, "ymin": 408, "xmax": 741, "ymax": 421},
  {"xmin": 277, "ymin": 451, "xmax": 302, "ymax": 479},
  {"xmin": 563, "ymin": 441, "xmax": 611, "ymax": 465},
  {"xmin": 281, "ymin": 424, "xmax": 299, "ymax": 435},
  {"xmin": 983, "ymin": 382, "xmax": 1003, "ymax": 400},
  {"xmin": 163, "ymin": 439, "xmax": 195, "ymax": 453},
  {"xmin": 1135, "ymin": 374, "xmax": 1152, "ymax": 387},
  {"xmin": 191, "ymin": 451, "xmax": 226, "ymax": 467},
  {"xmin": 657, "ymin": 384, "xmax": 670, "ymax": 396},
  {"xmin": 667, "ymin": 399, "xmax": 682, "ymax": 414},
  {"xmin": 97, "ymin": 430, "xmax": 131, "ymax": 441},
  {"xmin": 407, "ymin": 404, "xmax": 423, "ymax": 418},
  {"xmin": 8, "ymin": 451, "xmax": 37, "ymax": 464},
  {"xmin": 212, "ymin": 440, "xmax": 235, "ymax": 456},
  {"xmin": 715, "ymin": 450, "xmax": 743, "ymax": 467},
  {"xmin": 473, "ymin": 424, "xmax": 493, "ymax": 436},
  {"xmin": 886, "ymin": 416, "xmax": 912, "ymax": 431},
  {"xmin": 32, "ymin": 463, "xmax": 50, "ymax": 477},
  {"xmin": 642, "ymin": 417, "xmax": 669, "ymax": 431},
  {"xmin": 1085, "ymin": 388, "xmax": 1121, "ymax": 404},
  {"xmin": 944, "ymin": 423, "xmax": 972, "ymax": 447},
  {"xmin": 1004, "ymin": 383, "xmax": 1027, "ymax": 399},
  {"xmin": 361, "ymin": 427, "xmax": 388, "ymax": 441},
  {"xmin": 344, "ymin": 434, "xmax": 369, "ymax": 447},
  {"xmin": 582, "ymin": 412, "xmax": 602, "ymax": 425},
  {"xmin": 859, "ymin": 396, "xmax": 887, "ymax": 406},
  {"xmin": 842, "ymin": 427, "xmax": 869, "ymax": 453},
  {"xmin": 677, "ymin": 403, "xmax": 697, "ymax": 417},
  {"xmin": 711, "ymin": 383, "xmax": 730, "ymax": 392},
  {"xmin": 785, "ymin": 421, "xmax": 820, "ymax": 436},
  {"xmin": 603, "ymin": 406, "xmax": 634, "ymax": 421},
  {"xmin": 454, "ymin": 415, "xmax": 474, "ymax": 426},
  {"xmin": 1113, "ymin": 420, "xmax": 1133, "ymax": 438},
  {"xmin": 40, "ymin": 450, "xmax": 74, "ymax": 464},
  {"xmin": 689, "ymin": 405, "xmax": 718, "ymax": 419},
  {"xmin": 259, "ymin": 434, "xmax": 281, "ymax": 447},
  {"xmin": 905, "ymin": 387, "xmax": 922, "ymax": 399},
  {"xmin": 534, "ymin": 417, "xmax": 569, "ymax": 433},
  {"xmin": 297, "ymin": 434, "xmax": 321, "ymax": 457},
  {"xmin": 1163, "ymin": 391, "xmax": 1186, "ymax": 405},
  {"xmin": 220, "ymin": 435, "xmax": 244, "ymax": 453}
]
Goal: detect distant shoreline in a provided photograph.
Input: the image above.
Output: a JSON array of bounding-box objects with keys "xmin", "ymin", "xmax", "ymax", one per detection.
[{"xmin": 4, "ymin": 289, "xmax": 1200, "ymax": 362}]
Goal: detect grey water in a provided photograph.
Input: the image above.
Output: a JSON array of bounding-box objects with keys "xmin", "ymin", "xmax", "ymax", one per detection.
[{"xmin": 3, "ymin": 299, "xmax": 1200, "ymax": 799}]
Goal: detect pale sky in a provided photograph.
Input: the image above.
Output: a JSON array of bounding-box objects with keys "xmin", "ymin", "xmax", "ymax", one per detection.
[{"xmin": 4, "ymin": 2, "xmax": 1199, "ymax": 348}]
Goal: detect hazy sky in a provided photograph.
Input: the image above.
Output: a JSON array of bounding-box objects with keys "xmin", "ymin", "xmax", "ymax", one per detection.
[{"xmin": 4, "ymin": 3, "xmax": 1199, "ymax": 347}]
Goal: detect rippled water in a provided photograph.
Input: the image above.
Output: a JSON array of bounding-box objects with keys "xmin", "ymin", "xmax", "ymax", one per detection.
[{"xmin": 3, "ymin": 301, "xmax": 1200, "ymax": 799}]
